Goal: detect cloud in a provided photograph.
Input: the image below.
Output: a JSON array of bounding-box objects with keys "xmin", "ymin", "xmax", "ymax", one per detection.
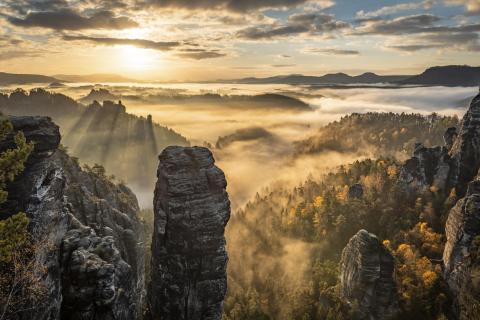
[
  {"xmin": 0, "ymin": 50, "xmax": 42, "ymax": 60},
  {"xmin": 176, "ymin": 49, "xmax": 227, "ymax": 60},
  {"xmin": 271, "ymin": 64, "xmax": 296, "ymax": 67},
  {"xmin": 7, "ymin": 10, "xmax": 138, "ymax": 30},
  {"xmin": 63, "ymin": 35, "xmax": 180, "ymax": 50},
  {"xmin": 138, "ymin": 0, "xmax": 334, "ymax": 12},
  {"xmin": 355, "ymin": 13, "xmax": 480, "ymax": 35},
  {"xmin": 355, "ymin": 14, "xmax": 441, "ymax": 35},
  {"xmin": 303, "ymin": 47, "xmax": 359, "ymax": 55},
  {"xmin": 236, "ymin": 13, "xmax": 349, "ymax": 40},
  {"xmin": 62, "ymin": 35, "xmax": 227, "ymax": 59},
  {"xmin": 354, "ymin": 13, "xmax": 480, "ymax": 52},
  {"xmin": 444, "ymin": 0, "xmax": 480, "ymax": 15},
  {"xmin": 356, "ymin": 1, "xmax": 434, "ymax": 19},
  {"xmin": 386, "ymin": 44, "xmax": 443, "ymax": 52}
]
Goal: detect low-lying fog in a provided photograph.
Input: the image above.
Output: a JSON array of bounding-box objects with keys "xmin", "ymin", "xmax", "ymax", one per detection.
[{"xmin": 6, "ymin": 83, "xmax": 477, "ymax": 209}]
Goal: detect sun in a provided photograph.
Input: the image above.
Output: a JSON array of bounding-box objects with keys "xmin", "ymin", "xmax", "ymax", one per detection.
[{"xmin": 119, "ymin": 45, "xmax": 157, "ymax": 73}]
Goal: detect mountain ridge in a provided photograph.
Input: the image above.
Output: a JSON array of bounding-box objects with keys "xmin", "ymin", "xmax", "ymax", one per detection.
[{"xmin": 1, "ymin": 65, "xmax": 479, "ymax": 86}]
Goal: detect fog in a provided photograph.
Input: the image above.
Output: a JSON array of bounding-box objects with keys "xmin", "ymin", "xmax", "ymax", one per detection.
[
  {"xmin": 2, "ymin": 82, "xmax": 477, "ymax": 318},
  {"xmin": 2, "ymin": 83, "xmax": 476, "ymax": 209},
  {"xmin": 55, "ymin": 83, "xmax": 475, "ymax": 209}
]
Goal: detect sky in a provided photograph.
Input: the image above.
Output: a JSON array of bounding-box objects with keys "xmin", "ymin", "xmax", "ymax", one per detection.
[{"xmin": 0, "ymin": 0, "xmax": 479, "ymax": 81}]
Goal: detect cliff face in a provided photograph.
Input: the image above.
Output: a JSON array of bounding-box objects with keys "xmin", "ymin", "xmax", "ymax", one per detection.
[
  {"xmin": 443, "ymin": 177, "xmax": 480, "ymax": 319},
  {"xmin": 449, "ymin": 94, "xmax": 480, "ymax": 197},
  {"xmin": 148, "ymin": 146, "xmax": 230, "ymax": 320},
  {"xmin": 0, "ymin": 89, "xmax": 190, "ymax": 205},
  {"xmin": 1, "ymin": 116, "xmax": 145, "ymax": 320},
  {"xmin": 340, "ymin": 230, "xmax": 399, "ymax": 320},
  {"xmin": 399, "ymin": 93, "xmax": 480, "ymax": 199}
]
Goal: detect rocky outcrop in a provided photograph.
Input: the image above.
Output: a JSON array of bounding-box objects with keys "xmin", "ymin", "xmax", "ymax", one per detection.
[
  {"xmin": 449, "ymin": 93, "xmax": 480, "ymax": 197},
  {"xmin": 148, "ymin": 146, "xmax": 230, "ymax": 320},
  {"xmin": 443, "ymin": 176, "xmax": 480, "ymax": 319},
  {"xmin": 1, "ymin": 116, "xmax": 144, "ymax": 320},
  {"xmin": 399, "ymin": 93, "xmax": 480, "ymax": 197},
  {"xmin": 348, "ymin": 183, "xmax": 364, "ymax": 200},
  {"xmin": 444, "ymin": 127, "xmax": 458, "ymax": 151},
  {"xmin": 340, "ymin": 230, "xmax": 399, "ymax": 320},
  {"xmin": 398, "ymin": 143, "xmax": 452, "ymax": 193}
]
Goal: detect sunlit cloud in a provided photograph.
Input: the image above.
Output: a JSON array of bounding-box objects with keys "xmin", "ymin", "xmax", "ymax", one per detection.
[{"xmin": 7, "ymin": 10, "xmax": 138, "ymax": 30}]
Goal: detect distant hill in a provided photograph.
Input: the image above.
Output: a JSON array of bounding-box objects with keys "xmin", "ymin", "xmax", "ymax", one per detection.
[
  {"xmin": 54, "ymin": 73, "xmax": 138, "ymax": 83},
  {"xmin": 225, "ymin": 65, "xmax": 480, "ymax": 86},
  {"xmin": 0, "ymin": 88, "xmax": 189, "ymax": 201},
  {"xmin": 294, "ymin": 112, "xmax": 459, "ymax": 159},
  {"xmin": 229, "ymin": 72, "xmax": 410, "ymax": 85},
  {"xmin": 400, "ymin": 65, "xmax": 480, "ymax": 87},
  {"xmin": 0, "ymin": 72, "xmax": 60, "ymax": 85},
  {"xmin": 79, "ymin": 88, "xmax": 312, "ymax": 111},
  {"xmin": 0, "ymin": 71, "xmax": 138, "ymax": 85}
]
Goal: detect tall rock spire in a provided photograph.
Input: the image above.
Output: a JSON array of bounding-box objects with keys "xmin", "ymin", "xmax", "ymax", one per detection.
[{"xmin": 148, "ymin": 146, "xmax": 230, "ymax": 320}]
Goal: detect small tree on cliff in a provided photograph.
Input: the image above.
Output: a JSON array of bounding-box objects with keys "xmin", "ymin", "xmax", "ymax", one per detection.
[{"xmin": 0, "ymin": 116, "xmax": 44, "ymax": 320}]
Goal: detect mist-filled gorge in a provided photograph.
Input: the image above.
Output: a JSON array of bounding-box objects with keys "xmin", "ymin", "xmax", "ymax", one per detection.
[
  {"xmin": 1, "ymin": 80, "xmax": 480, "ymax": 319},
  {"xmin": 2, "ymin": 1, "xmax": 480, "ymax": 318}
]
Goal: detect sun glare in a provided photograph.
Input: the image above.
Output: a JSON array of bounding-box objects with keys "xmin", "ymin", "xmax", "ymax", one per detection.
[{"xmin": 119, "ymin": 45, "xmax": 157, "ymax": 73}]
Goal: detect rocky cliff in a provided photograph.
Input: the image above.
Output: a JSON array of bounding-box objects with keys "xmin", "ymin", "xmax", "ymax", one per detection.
[
  {"xmin": 340, "ymin": 230, "xmax": 399, "ymax": 320},
  {"xmin": 0, "ymin": 89, "xmax": 190, "ymax": 205},
  {"xmin": 148, "ymin": 146, "xmax": 230, "ymax": 320},
  {"xmin": 443, "ymin": 176, "xmax": 480, "ymax": 319},
  {"xmin": 1, "ymin": 116, "xmax": 145, "ymax": 320},
  {"xmin": 398, "ymin": 93, "xmax": 480, "ymax": 198},
  {"xmin": 449, "ymin": 93, "xmax": 480, "ymax": 197}
]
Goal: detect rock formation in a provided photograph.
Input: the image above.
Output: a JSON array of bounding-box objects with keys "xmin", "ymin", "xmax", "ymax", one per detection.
[
  {"xmin": 398, "ymin": 94, "xmax": 480, "ymax": 197},
  {"xmin": 444, "ymin": 127, "xmax": 458, "ymax": 151},
  {"xmin": 348, "ymin": 183, "xmax": 364, "ymax": 200},
  {"xmin": 398, "ymin": 143, "xmax": 452, "ymax": 193},
  {"xmin": 148, "ymin": 146, "xmax": 230, "ymax": 320},
  {"xmin": 443, "ymin": 176, "xmax": 480, "ymax": 319},
  {"xmin": 449, "ymin": 93, "xmax": 480, "ymax": 197},
  {"xmin": 340, "ymin": 230, "xmax": 399, "ymax": 320},
  {"xmin": 1, "ymin": 116, "xmax": 144, "ymax": 320}
]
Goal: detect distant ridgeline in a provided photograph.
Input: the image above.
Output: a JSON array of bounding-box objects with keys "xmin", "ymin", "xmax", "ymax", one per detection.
[
  {"xmin": 295, "ymin": 112, "xmax": 459, "ymax": 159},
  {"xmin": 0, "ymin": 88, "xmax": 189, "ymax": 192}
]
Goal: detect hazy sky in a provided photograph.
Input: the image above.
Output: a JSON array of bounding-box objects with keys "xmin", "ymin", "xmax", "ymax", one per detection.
[{"xmin": 0, "ymin": 0, "xmax": 479, "ymax": 81}]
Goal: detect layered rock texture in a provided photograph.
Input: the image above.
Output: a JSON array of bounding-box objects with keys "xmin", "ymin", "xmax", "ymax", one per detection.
[
  {"xmin": 1, "ymin": 116, "xmax": 145, "ymax": 320},
  {"xmin": 399, "ymin": 93, "xmax": 480, "ymax": 198},
  {"xmin": 148, "ymin": 146, "xmax": 231, "ymax": 320},
  {"xmin": 340, "ymin": 230, "xmax": 399, "ymax": 320},
  {"xmin": 443, "ymin": 177, "xmax": 480, "ymax": 319},
  {"xmin": 449, "ymin": 93, "xmax": 480, "ymax": 197}
]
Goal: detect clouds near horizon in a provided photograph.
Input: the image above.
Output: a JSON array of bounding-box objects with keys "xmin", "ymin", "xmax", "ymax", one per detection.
[{"xmin": 0, "ymin": 0, "xmax": 478, "ymax": 78}]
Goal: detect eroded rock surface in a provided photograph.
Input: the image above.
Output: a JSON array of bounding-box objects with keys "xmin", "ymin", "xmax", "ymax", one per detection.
[
  {"xmin": 443, "ymin": 176, "xmax": 480, "ymax": 319},
  {"xmin": 1, "ymin": 116, "xmax": 144, "ymax": 320},
  {"xmin": 148, "ymin": 146, "xmax": 230, "ymax": 320},
  {"xmin": 340, "ymin": 230, "xmax": 399, "ymax": 320},
  {"xmin": 449, "ymin": 93, "xmax": 480, "ymax": 197}
]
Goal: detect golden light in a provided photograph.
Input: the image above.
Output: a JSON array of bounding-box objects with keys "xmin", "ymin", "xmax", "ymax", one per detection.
[{"xmin": 119, "ymin": 45, "xmax": 157, "ymax": 73}]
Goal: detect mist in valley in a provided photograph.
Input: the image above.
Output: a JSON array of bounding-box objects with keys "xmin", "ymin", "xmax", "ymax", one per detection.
[
  {"xmin": 1, "ymin": 83, "xmax": 478, "ymax": 319},
  {"xmin": 35, "ymin": 83, "xmax": 475, "ymax": 209}
]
